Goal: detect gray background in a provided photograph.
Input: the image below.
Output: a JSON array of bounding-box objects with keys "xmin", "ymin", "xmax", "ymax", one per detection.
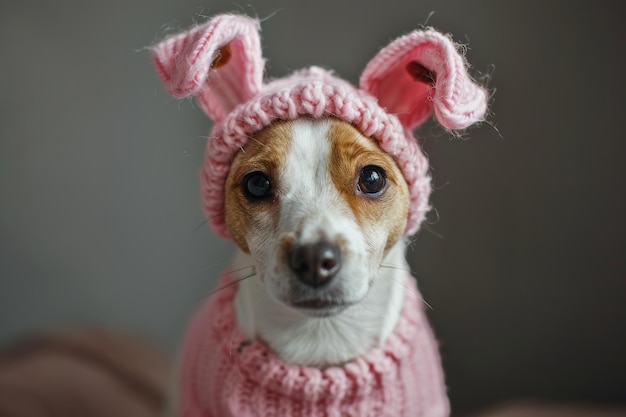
[{"xmin": 1, "ymin": 0, "xmax": 624, "ymax": 414}]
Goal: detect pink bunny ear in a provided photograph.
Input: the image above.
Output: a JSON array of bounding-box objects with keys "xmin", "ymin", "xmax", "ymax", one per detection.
[
  {"xmin": 152, "ymin": 14, "xmax": 264, "ymax": 122},
  {"xmin": 360, "ymin": 29, "xmax": 487, "ymax": 130}
]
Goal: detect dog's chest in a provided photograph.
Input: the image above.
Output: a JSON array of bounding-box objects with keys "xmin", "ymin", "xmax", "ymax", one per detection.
[{"xmin": 176, "ymin": 270, "xmax": 449, "ymax": 417}]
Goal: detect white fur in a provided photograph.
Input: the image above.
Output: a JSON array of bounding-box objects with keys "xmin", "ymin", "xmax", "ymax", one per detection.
[
  {"xmin": 234, "ymin": 119, "xmax": 407, "ymax": 367},
  {"xmin": 233, "ymin": 240, "xmax": 407, "ymax": 367}
]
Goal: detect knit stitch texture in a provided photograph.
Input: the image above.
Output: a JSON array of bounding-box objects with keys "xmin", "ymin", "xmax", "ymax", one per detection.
[
  {"xmin": 152, "ymin": 14, "xmax": 488, "ymax": 238},
  {"xmin": 177, "ymin": 273, "xmax": 449, "ymax": 417}
]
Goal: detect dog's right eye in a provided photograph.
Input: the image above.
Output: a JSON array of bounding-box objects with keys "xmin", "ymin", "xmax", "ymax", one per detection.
[{"xmin": 243, "ymin": 171, "xmax": 272, "ymax": 199}]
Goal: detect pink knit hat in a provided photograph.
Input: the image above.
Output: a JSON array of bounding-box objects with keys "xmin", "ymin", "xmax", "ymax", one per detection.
[{"xmin": 153, "ymin": 14, "xmax": 488, "ymax": 238}]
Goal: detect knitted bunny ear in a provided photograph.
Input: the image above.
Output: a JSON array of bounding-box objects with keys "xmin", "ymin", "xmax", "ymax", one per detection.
[
  {"xmin": 359, "ymin": 29, "xmax": 487, "ymax": 130},
  {"xmin": 152, "ymin": 14, "xmax": 264, "ymax": 123}
]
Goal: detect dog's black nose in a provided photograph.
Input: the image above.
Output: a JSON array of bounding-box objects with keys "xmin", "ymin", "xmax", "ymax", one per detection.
[{"xmin": 289, "ymin": 241, "xmax": 341, "ymax": 287}]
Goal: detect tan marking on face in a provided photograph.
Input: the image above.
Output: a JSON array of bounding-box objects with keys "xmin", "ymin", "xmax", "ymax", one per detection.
[
  {"xmin": 327, "ymin": 119, "xmax": 410, "ymax": 252},
  {"xmin": 277, "ymin": 233, "xmax": 297, "ymax": 274},
  {"xmin": 224, "ymin": 121, "xmax": 294, "ymax": 253}
]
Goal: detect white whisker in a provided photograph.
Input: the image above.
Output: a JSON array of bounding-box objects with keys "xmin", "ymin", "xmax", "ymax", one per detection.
[{"xmin": 204, "ymin": 268, "xmax": 256, "ymax": 299}]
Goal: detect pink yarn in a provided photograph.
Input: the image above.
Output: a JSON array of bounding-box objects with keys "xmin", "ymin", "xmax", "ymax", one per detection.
[
  {"xmin": 152, "ymin": 14, "xmax": 488, "ymax": 238},
  {"xmin": 360, "ymin": 30, "xmax": 488, "ymax": 130},
  {"xmin": 153, "ymin": 15, "xmax": 264, "ymax": 122},
  {"xmin": 177, "ymin": 273, "xmax": 450, "ymax": 417}
]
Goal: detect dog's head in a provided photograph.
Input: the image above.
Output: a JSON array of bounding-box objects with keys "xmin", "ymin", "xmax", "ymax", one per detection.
[
  {"xmin": 152, "ymin": 14, "xmax": 488, "ymax": 316},
  {"xmin": 224, "ymin": 117, "xmax": 409, "ymax": 315}
]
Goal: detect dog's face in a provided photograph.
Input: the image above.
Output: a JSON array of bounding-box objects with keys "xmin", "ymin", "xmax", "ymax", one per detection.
[{"xmin": 224, "ymin": 118, "xmax": 409, "ymax": 317}]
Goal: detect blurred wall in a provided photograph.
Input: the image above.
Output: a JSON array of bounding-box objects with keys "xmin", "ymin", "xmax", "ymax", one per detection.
[{"xmin": 1, "ymin": 0, "xmax": 624, "ymax": 414}]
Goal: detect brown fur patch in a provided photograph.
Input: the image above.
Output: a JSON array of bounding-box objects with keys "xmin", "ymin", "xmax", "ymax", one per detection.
[
  {"xmin": 224, "ymin": 121, "xmax": 293, "ymax": 253},
  {"xmin": 277, "ymin": 233, "xmax": 297, "ymax": 273},
  {"xmin": 327, "ymin": 120, "xmax": 410, "ymax": 252}
]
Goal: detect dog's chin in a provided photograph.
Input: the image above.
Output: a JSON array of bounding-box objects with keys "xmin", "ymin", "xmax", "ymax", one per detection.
[
  {"xmin": 288, "ymin": 299, "xmax": 355, "ymax": 318},
  {"xmin": 282, "ymin": 283, "xmax": 368, "ymax": 318}
]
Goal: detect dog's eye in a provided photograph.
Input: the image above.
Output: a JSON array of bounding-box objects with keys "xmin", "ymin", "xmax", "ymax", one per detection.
[
  {"xmin": 243, "ymin": 171, "xmax": 272, "ymax": 199},
  {"xmin": 358, "ymin": 165, "xmax": 387, "ymax": 195}
]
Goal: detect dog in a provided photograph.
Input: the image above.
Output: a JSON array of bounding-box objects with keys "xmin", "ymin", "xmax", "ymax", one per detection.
[{"xmin": 153, "ymin": 13, "xmax": 487, "ymax": 417}]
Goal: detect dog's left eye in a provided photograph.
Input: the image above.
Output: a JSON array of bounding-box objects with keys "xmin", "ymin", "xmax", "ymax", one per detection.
[
  {"xmin": 357, "ymin": 165, "xmax": 387, "ymax": 196},
  {"xmin": 243, "ymin": 171, "xmax": 272, "ymax": 199}
]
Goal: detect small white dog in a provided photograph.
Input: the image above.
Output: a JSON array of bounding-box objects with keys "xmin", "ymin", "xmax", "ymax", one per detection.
[{"xmin": 153, "ymin": 13, "xmax": 487, "ymax": 417}]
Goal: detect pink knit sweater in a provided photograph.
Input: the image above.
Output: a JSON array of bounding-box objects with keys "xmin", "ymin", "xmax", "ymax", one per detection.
[{"xmin": 177, "ymin": 273, "xmax": 449, "ymax": 417}]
